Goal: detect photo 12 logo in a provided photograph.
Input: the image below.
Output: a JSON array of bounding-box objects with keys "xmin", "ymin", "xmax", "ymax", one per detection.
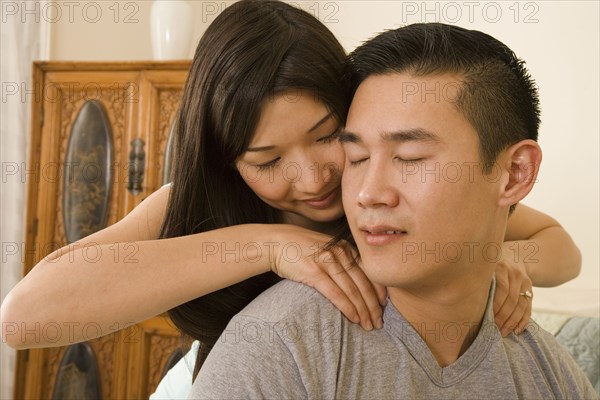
[
  {"xmin": 1, "ymin": 1, "xmax": 140, "ymax": 24},
  {"xmin": 2, "ymin": 81, "xmax": 138, "ymax": 104},
  {"xmin": 400, "ymin": 1, "xmax": 540, "ymax": 24}
]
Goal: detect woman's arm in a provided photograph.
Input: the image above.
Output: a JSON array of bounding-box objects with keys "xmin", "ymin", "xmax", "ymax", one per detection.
[
  {"xmin": 0, "ymin": 186, "xmax": 263, "ymax": 348},
  {"xmin": 1, "ymin": 186, "xmax": 383, "ymax": 349},
  {"xmin": 493, "ymin": 203, "xmax": 581, "ymax": 336},
  {"xmin": 504, "ymin": 204, "xmax": 581, "ymax": 287}
]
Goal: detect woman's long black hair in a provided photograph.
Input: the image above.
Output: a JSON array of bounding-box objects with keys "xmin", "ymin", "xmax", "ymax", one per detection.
[{"xmin": 159, "ymin": 0, "xmax": 350, "ymax": 379}]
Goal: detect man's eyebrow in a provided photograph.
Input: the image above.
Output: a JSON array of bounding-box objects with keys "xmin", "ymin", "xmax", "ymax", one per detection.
[
  {"xmin": 339, "ymin": 128, "xmax": 441, "ymax": 144},
  {"xmin": 246, "ymin": 113, "xmax": 333, "ymax": 152},
  {"xmin": 381, "ymin": 128, "xmax": 441, "ymax": 144},
  {"xmin": 338, "ymin": 130, "xmax": 361, "ymax": 144}
]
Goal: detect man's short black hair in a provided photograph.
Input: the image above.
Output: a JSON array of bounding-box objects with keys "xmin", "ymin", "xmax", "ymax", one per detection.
[{"xmin": 346, "ymin": 22, "xmax": 541, "ymax": 172}]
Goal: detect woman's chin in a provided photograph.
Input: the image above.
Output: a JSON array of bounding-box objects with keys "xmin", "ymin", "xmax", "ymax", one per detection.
[
  {"xmin": 301, "ymin": 200, "xmax": 344, "ymax": 221},
  {"xmin": 282, "ymin": 204, "xmax": 344, "ymax": 227}
]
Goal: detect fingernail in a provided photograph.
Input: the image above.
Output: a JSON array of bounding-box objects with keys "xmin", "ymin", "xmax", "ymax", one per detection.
[
  {"xmin": 375, "ymin": 317, "xmax": 384, "ymax": 329},
  {"xmin": 365, "ymin": 321, "xmax": 373, "ymax": 331},
  {"xmin": 515, "ymin": 326, "xmax": 524, "ymax": 335}
]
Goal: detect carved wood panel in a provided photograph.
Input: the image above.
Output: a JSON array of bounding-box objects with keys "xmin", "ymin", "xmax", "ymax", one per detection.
[
  {"xmin": 43, "ymin": 335, "xmax": 117, "ymax": 399},
  {"xmin": 155, "ymin": 89, "xmax": 182, "ymax": 186},
  {"xmin": 52, "ymin": 79, "xmax": 130, "ymax": 247},
  {"xmin": 137, "ymin": 70, "xmax": 187, "ymax": 199},
  {"xmin": 16, "ymin": 62, "xmax": 190, "ymax": 400}
]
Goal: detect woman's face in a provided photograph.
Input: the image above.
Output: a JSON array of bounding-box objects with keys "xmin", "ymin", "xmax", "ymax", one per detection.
[{"xmin": 236, "ymin": 90, "xmax": 345, "ymax": 226}]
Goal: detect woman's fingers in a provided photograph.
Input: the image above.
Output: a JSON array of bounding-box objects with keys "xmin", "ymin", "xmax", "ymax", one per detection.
[
  {"xmin": 320, "ymin": 251, "xmax": 374, "ymax": 330},
  {"xmin": 500, "ymin": 294, "xmax": 531, "ymax": 336},
  {"xmin": 338, "ymin": 244, "xmax": 387, "ymax": 329},
  {"xmin": 515, "ymin": 297, "xmax": 533, "ymax": 334},
  {"xmin": 307, "ymin": 243, "xmax": 383, "ymax": 330},
  {"xmin": 493, "ymin": 264, "xmax": 511, "ymax": 326},
  {"xmin": 496, "ymin": 294, "xmax": 519, "ymax": 336},
  {"xmin": 309, "ymin": 274, "xmax": 360, "ymax": 325},
  {"xmin": 494, "ymin": 259, "xmax": 533, "ymax": 336},
  {"xmin": 337, "ymin": 245, "xmax": 384, "ymax": 328},
  {"xmin": 339, "ymin": 265, "xmax": 383, "ymax": 330},
  {"xmin": 271, "ymin": 227, "xmax": 384, "ymax": 331}
]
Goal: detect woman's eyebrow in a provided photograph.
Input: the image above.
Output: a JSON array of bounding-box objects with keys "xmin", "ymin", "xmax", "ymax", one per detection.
[
  {"xmin": 247, "ymin": 113, "xmax": 334, "ymax": 152},
  {"xmin": 246, "ymin": 145, "xmax": 276, "ymax": 153},
  {"xmin": 307, "ymin": 113, "xmax": 333, "ymax": 133}
]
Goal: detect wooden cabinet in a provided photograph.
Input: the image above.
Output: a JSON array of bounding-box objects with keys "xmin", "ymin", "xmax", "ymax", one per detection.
[{"xmin": 15, "ymin": 61, "xmax": 191, "ymax": 399}]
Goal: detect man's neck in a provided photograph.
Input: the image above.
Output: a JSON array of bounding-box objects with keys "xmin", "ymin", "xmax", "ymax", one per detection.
[{"xmin": 388, "ymin": 270, "xmax": 494, "ymax": 367}]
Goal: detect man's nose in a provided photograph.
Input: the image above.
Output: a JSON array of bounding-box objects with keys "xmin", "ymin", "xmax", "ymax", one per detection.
[{"xmin": 357, "ymin": 161, "xmax": 400, "ymax": 208}]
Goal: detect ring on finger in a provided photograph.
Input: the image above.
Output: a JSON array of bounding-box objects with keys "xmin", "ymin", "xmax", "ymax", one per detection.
[{"xmin": 519, "ymin": 289, "xmax": 533, "ymax": 300}]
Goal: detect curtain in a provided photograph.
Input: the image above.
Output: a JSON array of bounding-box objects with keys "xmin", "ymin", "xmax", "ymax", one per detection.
[{"xmin": 0, "ymin": 1, "xmax": 49, "ymax": 398}]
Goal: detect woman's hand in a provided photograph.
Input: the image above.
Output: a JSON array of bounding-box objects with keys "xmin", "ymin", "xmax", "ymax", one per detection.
[
  {"xmin": 270, "ymin": 225, "xmax": 387, "ymax": 331},
  {"xmin": 493, "ymin": 242, "xmax": 533, "ymax": 337}
]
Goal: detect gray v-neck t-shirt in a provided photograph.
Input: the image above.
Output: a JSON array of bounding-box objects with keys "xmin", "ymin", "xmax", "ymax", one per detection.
[{"xmin": 190, "ymin": 279, "xmax": 596, "ymax": 399}]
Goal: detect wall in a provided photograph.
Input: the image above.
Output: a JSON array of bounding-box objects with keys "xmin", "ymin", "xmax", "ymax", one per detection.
[{"xmin": 43, "ymin": 0, "xmax": 600, "ymax": 313}]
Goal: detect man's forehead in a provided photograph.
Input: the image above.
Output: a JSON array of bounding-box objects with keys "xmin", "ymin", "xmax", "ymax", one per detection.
[
  {"xmin": 345, "ymin": 72, "xmax": 477, "ymax": 147},
  {"xmin": 351, "ymin": 72, "xmax": 463, "ymax": 104}
]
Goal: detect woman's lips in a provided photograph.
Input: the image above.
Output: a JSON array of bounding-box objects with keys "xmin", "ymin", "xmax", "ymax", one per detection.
[{"xmin": 302, "ymin": 188, "xmax": 339, "ymax": 209}]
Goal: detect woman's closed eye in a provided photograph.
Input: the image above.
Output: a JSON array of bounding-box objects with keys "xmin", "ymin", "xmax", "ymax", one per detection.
[
  {"xmin": 255, "ymin": 157, "xmax": 281, "ymax": 171},
  {"xmin": 317, "ymin": 128, "xmax": 341, "ymax": 144}
]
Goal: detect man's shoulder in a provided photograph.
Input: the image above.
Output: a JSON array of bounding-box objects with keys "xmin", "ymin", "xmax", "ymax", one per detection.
[
  {"xmin": 235, "ymin": 279, "xmax": 339, "ymax": 324},
  {"xmin": 192, "ymin": 281, "xmax": 316, "ymax": 399},
  {"xmin": 503, "ymin": 319, "xmax": 569, "ymax": 360},
  {"xmin": 513, "ymin": 319, "xmax": 570, "ymax": 353},
  {"xmin": 502, "ymin": 319, "xmax": 597, "ymax": 396}
]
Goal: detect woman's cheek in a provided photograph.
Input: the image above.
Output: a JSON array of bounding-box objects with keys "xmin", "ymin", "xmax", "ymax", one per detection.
[
  {"xmin": 323, "ymin": 142, "xmax": 346, "ymax": 179},
  {"xmin": 247, "ymin": 172, "xmax": 291, "ymax": 204}
]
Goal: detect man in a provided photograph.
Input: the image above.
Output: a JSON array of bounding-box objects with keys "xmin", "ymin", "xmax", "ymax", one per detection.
[{"xmin": 189, "ymin": 23, "xmax": 596, "ymax": 399}]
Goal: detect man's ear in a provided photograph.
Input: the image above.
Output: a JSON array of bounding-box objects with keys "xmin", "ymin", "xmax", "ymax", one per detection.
[{"xmin": 498, "ymin": 139, "xmax": 542, "ymax": 208}]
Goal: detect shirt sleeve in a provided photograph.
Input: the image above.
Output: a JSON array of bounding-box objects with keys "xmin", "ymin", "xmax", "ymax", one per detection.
[{"xmin": 188, "ymin": 316, "xmax": 307, "ymax": 400}]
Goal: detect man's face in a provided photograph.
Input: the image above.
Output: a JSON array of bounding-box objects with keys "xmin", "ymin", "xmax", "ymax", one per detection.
[{"xmin": 341, "ymin": 73, "xmax": 503, "ymax": 289}]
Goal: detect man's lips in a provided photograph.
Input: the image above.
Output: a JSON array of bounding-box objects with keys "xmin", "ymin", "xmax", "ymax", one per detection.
[
  {"xmin": 359, "ymin": 225, "xmax": 408, "ymax": 246},
  {"xmin": 302, "ymin": 187, "xmax": 339, "ymax": 209}
]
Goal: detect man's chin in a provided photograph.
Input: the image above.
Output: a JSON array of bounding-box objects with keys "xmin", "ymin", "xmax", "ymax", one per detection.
[
  {"xmin": 361, "ymin": 259, "xmax": 440, "ymax": 289},
  {"xmin": 362, "ymin": 264, "xmax": 415, "ymax": 288}
]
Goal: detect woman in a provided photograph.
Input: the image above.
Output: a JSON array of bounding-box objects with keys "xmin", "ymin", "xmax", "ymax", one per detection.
[{"xmin": 1, "ymin": 0, "xmax": 580, "ymax": 391}]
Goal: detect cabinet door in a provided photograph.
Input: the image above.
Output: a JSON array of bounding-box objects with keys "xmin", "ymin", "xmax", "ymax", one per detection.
[
  {"xmin": 15, "ymin": 63, "xmax": 191, "ymax": 400},
  {"xmin": 135, "ymin": 69, "xmax": 188, "ymax": 204},
  {"xmin": 121, "ymin": 316, "xmax": 188, "ymax": 398},
  {"xmin": 18, "ymin": 66, "xmax": 141, "ymax": 400},
  {"xmin": 24, "ymin": 68, "xmax": 140, "ymax": 274}
]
